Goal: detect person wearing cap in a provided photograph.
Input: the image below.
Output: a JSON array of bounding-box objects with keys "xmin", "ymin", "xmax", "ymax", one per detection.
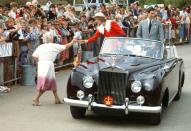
[
  {"xmin": 136, "ymin": 7, "xmax": 164, "ymax": 41},
  {"xmin": 80, "ymin": 12, "xmax": 126, "ymax": 44}
]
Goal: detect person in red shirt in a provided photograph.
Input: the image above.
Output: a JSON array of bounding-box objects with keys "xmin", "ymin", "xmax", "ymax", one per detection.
[
  {"xmin": 80, "ymin": 12, "xmax": 126, "ymax": 44},
  {"xmin": 169, "ymin": 14, "xmax": 177, "ymax": 42}
]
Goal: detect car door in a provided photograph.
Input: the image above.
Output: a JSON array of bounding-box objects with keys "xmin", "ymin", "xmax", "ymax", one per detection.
[{"xmin": 165, "ymin": 46, "xmax": 180, "ymax": 101}]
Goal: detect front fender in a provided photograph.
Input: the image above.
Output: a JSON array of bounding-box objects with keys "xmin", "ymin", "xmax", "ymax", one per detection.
[{"xmin": 66, "ymin": 71, "xmax": 97, "ymax": 99}]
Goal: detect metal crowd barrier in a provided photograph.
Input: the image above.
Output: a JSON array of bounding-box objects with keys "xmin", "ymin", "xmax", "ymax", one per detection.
[
  {"xmin": 0, "ymin": 23, "xmax": 190, "ymax": 86},
  {"xmin": 0, "ymin": 57, "xmax": 20, "ymax": 86}
]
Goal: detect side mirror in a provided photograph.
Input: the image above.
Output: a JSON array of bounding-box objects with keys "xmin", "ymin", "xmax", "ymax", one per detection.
[{"xmin": 164, "ymin": 65, "xmax": 170, "ymax": 72}]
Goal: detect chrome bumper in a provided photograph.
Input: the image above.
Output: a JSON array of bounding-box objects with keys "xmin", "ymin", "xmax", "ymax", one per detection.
[{"xmin": 63, "ymin": 98, "xmax": 161, "ymax": 114}]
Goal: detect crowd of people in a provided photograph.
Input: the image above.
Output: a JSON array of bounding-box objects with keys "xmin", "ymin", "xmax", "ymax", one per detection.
[{"xmin": 0, "ymin": 0, "xmax": 191, "ymax": 66}]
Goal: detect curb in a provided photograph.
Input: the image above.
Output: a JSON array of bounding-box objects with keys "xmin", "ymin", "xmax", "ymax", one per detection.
[{"xmin": 173, "ymin": 41, "xmax": 189, "ymax": 46}]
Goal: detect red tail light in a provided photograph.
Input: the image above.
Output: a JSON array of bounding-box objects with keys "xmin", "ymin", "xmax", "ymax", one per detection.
[{"xmin": 103, "ymin": 96, "xmax": 113, "ymax": 106}]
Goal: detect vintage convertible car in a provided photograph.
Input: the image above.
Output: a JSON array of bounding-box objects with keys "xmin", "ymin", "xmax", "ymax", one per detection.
[{"xmin": 64, "ymin": 37, "xmax": 185, "ymax": 125}]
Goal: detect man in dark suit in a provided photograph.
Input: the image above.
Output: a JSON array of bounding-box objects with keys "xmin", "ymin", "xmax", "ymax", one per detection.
[{"xmin": 136, "ymin": 7, "xmax": 164, "ymax": 41}]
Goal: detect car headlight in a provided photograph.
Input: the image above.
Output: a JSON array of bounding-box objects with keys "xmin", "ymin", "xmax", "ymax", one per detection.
[
  {"xmin": 131, "ymin": 81, "xmax": 142, "ymax": 93},
  {"xmin": 77, "ymin": 90, "xmax": 85, "ymax": 99},
  {"xmin": 83, "ymin": 76, "xmax": 94, "ymax": 89},
  {"xmin": 137, "ymin": 95, "xmax": 145, "ymax": 105}
]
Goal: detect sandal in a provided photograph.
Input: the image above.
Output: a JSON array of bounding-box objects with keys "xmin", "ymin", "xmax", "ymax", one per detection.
[
  {"xmin": 55, "ymin": 100, "xmax": 62, "ymax": 104},
  {"xmin": 32, "ymin": 99, "xmax": 40, "ymax": 106}
]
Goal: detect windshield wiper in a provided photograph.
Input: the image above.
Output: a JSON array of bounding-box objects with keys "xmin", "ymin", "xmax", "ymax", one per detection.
[
  {"xmin": 121, "ymin": 54, "xmax": 138, "ymax": 57},
  {"xmin": 100, "ymin": 53, "xmax": 119, "ymax": 56},
  {"xmin": 100, "ymin": 53, "xmax": 159, "ymax": 59},
  {"xmin": 126, "ymin": 54, "xmax": 159, "ymax": 59}
]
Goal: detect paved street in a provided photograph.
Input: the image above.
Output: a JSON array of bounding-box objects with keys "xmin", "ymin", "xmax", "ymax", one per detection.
[{"xmin": 0, "ymin": 44, "xmax": 191, "ymax": 131}]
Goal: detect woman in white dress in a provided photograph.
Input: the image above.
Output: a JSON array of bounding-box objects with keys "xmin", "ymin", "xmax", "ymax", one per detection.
[{"xmin": 32, "ymin": 39, "xmax": 75, "ymax": 106}]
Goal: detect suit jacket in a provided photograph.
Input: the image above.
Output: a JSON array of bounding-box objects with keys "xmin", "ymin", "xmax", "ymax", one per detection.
[{"xmin": 136, "ymin": 19, "xmax": 164, "ymax": 41}]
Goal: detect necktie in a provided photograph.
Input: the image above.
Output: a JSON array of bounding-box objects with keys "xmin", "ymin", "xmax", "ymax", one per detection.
[{"xmin": 149, "ymin": 20, "xmax": 152, "ymax": 33}]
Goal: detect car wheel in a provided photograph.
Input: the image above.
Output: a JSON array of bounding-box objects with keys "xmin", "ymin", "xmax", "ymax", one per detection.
[
  {"xmin": 70, "ymin": 106, "xmax": 86, "ymax": 119},
  {"xmin": 174, "ymin": 86, "xmax": 182, "ymax": 101},
  {"xmin": 174, "ymin": 79, "xmax": 182, "ymax": 101}
]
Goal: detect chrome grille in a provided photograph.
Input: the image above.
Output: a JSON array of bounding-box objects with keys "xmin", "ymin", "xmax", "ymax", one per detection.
[{"xmin": 97, "ymin": 70, "xmax": 128, "ymax": 105}]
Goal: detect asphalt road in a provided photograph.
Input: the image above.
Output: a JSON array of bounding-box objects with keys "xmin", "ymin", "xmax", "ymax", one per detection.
[{"xmin": 0, "ymin": 44, "xmax": 191, "ymax": 131}]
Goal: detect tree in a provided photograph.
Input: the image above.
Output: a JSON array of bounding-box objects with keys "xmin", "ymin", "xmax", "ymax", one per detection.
[
  {"xmin": 164, "ymin": 0, "xmax": 186, "ymax": 7},
  {"xmin": 156, "ymin": 0, "xmax": 164, "ymax": 4},
  {"xmin": 139, "ymin": 0, "xmax": 189, "ymax": 8},
  {"xmin": 139, "ymin": 0, "xmax": 157, "ymax": 5}
]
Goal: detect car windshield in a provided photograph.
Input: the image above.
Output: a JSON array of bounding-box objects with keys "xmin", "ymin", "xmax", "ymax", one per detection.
[{"xmin": 100, "ymin": 38, "xmax": 164, "ymax": 59}]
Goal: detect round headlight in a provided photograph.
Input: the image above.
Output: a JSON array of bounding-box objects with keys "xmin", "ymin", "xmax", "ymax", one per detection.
[
  {"xmin": 137, "ymin": 95, "xmax": 145, "ymax": 105},
  {"xmin": 77, "ymin": 90, "xmax": 85, "ymax": 99},
  {"xmin": 83, "ymin": 76, "xmax": 94, "ymax": 89},
  {"xmin": 144, "ymin": 82, "xmax": 152, "ymax": 91},
  {"xmin": 131, "ymin": 81, "xmax": 142, "ymax": 93}
]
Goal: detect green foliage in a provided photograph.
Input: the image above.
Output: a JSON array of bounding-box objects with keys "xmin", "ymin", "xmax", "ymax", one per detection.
[
  {"xmin": 144, "ymin": 0, "xmax": 157, "ymax": 5},
  {"xmin": 139, "ymin": 0, "xmax": 190, "ymax": 8},
  {"xmin": 0, "ymin": 0, "xmax": 21, "ymax": 6},
  {"xmin": 139, "ymin": 0, "xmax": 157, "ymax": 6},
  {"xmin": 164, "ymin": 0, "xmax": 185, "ymax": 7}
]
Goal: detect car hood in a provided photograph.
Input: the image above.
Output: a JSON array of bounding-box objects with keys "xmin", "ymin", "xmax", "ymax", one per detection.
[{"xmin": 78, "ymin": 55, "xmax": 163, "ymax": 74}]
